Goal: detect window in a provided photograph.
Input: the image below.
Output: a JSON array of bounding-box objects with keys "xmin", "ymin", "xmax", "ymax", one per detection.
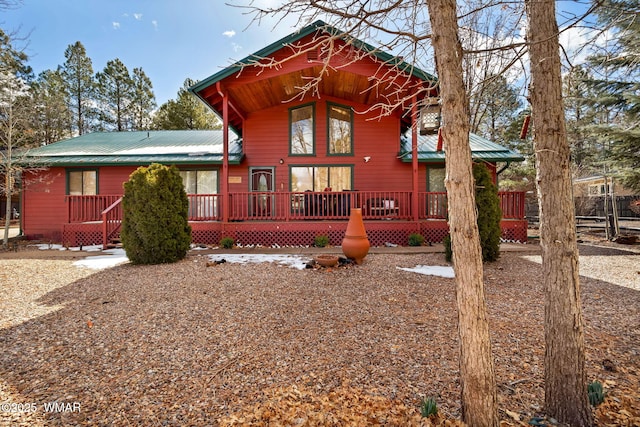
[
  {"xmin": 426, "ymin": 167, "xmax": 446, "ymax": 218},
  {"xmin": 179, "ymin": 170, "xmax": 217, "ymax": 194},
  {"xmin": 588, "ymin": 183, "xmax": 610, "ymax": 196},
  {"xmin": 290, "ymin": 165, "xmax": 352, "ymax": 192},
  {"xmin": 427, "ymin": 167, "xmax": 446, "ymax": 192},
  {"xmin": 179, "ymin": 170, "xmax": 218, "ymax": 219},
  {"xmin": 290, "ymin": 104, "xmax": 315, "ymax": 155},
  {"xmin": 327, "ymin": 103, "xmax": 353, "ymax": 155},
  {"xmin": 67, "ymin": 170, "xmax": 97, "ymax": 195}
]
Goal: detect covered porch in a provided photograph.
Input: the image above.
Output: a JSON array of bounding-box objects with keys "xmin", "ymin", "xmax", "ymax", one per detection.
[{"xmin": 62, "ymin": 190, "xmax": 528, "ymax": 248}]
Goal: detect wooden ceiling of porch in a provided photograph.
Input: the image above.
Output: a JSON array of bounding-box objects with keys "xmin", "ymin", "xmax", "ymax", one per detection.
[{"xmin": 198, "ymin": 64, "xmax": 430, "ymax": 134}]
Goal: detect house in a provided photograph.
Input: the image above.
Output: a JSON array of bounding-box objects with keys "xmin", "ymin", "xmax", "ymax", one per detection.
[
  {"xmin": 20, "ymin": 20, "xmax": 527, "ymax": 247},
  {"xmin": 573, "ymin": 175, "xmax": 640, "ymax": 218}
]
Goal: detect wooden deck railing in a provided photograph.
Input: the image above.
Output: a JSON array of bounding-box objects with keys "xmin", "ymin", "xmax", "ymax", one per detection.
[
  {"xmin": 67, "ymin": 195, "xmax": 122, "ymax": 223},
  {"xmin": 498, "ymin": 191, "xmax": 526, "ymax": 219},
  {"xmin": 228, "ymin": 191, "xmax": 413, "ymax": 220},
  {"xmin": 67, "ymin": 190, "xmax": 526, "ymax": 225},
  {"xmin": 417, "ymin": 191, "xmax": 526, "ymax": 220},
  {"xmin": 101, "ymin": 197, "xmax": 123, "ymax": 248}
]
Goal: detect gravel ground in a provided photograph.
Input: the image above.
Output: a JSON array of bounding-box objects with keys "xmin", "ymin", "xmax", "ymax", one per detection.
[{"xmin": 0, "ymin": 242, "xmax": 639, "ymax": 426}]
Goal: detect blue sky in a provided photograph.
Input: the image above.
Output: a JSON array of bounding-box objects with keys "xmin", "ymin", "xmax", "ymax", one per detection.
[
  {"xmin": 3, "ymin": 1, "xmax": 596, "ymax": 107},
  {"xmin": 3, "ymin": 0, "xmax": 300, "ymax": 105}
]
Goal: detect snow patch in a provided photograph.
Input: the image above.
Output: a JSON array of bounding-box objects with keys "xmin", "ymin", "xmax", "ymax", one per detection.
[
  {"xmin": 208, "ymin": 254, "xmax": 310, "ymax": 270},
  {"xmin": 397, "ymin": 265, "xmax": 455, "ymax": 278},
  {"xmin": 72, "ymin": 248, "xmax": 129, "ymax": 270}
]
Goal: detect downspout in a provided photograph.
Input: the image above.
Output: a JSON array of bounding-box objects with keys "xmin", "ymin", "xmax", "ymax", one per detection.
[
  {"xmin": 411, "ymin": 96, "xmax": 419, "ymax": 222},
  {"xmin": 217, "ymin": 82, "xmax": 230, "ymax": 223},
  {"xmin": 496, "ymin": 161, "xmax": 511, "ymax": 175}
]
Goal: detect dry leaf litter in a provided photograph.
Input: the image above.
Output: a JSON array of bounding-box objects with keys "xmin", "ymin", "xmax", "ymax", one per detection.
[{"xmin": 0, "ymin": 241, "xmax": 638, "ymax": 426}]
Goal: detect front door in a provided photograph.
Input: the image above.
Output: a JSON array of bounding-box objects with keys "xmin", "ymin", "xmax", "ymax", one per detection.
[{"xmin": 250, "ymin": 167, "xmax": 275, "ymax": 217}]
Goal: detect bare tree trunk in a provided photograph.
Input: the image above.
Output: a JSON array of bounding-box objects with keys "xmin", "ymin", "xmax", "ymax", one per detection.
[
  {"xmin": 525, "ymin": 1, "xmax": 593, "ymax": 425},
  {"xmin": 3, "ymin": 173, "xmax": 11, "ymax": 248},
  {"xmin": 426, "ymin": 0, "xmax": 498, "ymax": 425}
]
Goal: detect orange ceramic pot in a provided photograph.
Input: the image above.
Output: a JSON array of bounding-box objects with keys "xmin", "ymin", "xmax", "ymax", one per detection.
[{"xmin": 341, "ymin": 208, "xmax": 370, "ymax": 264}]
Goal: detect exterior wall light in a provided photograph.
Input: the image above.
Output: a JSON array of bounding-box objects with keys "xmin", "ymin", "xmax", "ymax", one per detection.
[{"xmin": 419, "ymin": 97, "xmax": 441, "ymax": 135}]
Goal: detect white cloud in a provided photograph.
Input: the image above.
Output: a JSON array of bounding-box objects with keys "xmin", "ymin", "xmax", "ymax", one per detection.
[
  {"xmin": 223, "ymin": 30, "xmax": 236, "ymax": 38},
  {"xmin": 134, "ymin": 13, "xmax": 143, "ymax": 20},
  {"xmin": 152, "ymin": 20, "xmax": 158, "ymax": 30},
  {"xmin": 232, "ymin": 42, "xmax": 242, "ymax": 52},
  {"xmin": 112, "ymin": 22, "xmax": 121, "ymax": 30}
]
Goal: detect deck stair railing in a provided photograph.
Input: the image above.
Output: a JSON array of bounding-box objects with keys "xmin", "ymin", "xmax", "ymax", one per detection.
[{"xmin": 101, "ymin": 197, "xmax": 123, "ymax": 249}]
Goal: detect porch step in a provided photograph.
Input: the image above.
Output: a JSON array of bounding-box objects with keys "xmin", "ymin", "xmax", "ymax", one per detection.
[{"xmin": 105, "ymin": 238, "xmax": 123, "ymax": 249}]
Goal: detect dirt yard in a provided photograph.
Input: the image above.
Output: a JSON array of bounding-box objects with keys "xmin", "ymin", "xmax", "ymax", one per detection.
[{"xmin": 0, "ymin": 238, "xmax": 638, "ymax": 426}]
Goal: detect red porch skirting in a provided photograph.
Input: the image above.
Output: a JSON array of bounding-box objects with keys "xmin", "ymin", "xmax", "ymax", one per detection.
[{"xmin": 61, "ymin": 219, "xmax": 528, "ymax": 248}]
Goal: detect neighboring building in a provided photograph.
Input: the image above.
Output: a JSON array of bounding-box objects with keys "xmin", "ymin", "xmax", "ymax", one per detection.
[
  {"xmin": 573, "ymin": 175, "xmax": 640, "ymax": 217},
  {"xmin": 0, "ymin": 172, "xmax": 21, "ymax": 222},
  {"xmin": 20, "ymin": 20, "xmax": 527, "ymax": 247}
]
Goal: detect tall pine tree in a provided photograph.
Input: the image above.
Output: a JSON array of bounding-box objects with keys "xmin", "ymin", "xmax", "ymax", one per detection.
[
  {"xmin": 152, "ymin": 79, "xmax": 220, "ymax": 130},
  {"xmin": 31, "ymin": 69, "xmax": 71, "ymax": 144},
  {"xmin": 584, "ymin": 0, "xmax": 640, "ymax": 190},
  {"xmin": 96, "ymin": 58, "xmax": 133, "ymax": 131},
  {"xmin": 131, "ymin": 67, "xmax": 156, "ymax": 130},
  {"xmin": 60, "ymin": 41, "xmax": 96, "ymax": 135}
]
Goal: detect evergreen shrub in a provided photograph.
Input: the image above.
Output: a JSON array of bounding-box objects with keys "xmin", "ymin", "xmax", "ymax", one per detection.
[
  {"xmin": 474, "ymin": 163, "xmax": 502, "ymax": 262},
  {"xmin": 121, "ymin": 163, "xmax": 191, "ymax": 264},
  {"xmin": 408, "ymin": 233, "xmax": 425, "ymax": 246}
]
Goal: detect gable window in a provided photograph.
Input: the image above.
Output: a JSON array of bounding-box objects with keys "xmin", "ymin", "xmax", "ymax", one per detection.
[
  {"xmin": 67, "ymin": 170, "xmax": 97, "ymax": 195},
  {"xmin": 290, "ymin": 165, "xmax": 352, "ymax": 192},
  {"xmin": 290, "ymin": 104, "xmax": 315, "ymax": 155},
  {"xmin": 328, "ymin": 103, "xmax": 353, "ymax": 155}
]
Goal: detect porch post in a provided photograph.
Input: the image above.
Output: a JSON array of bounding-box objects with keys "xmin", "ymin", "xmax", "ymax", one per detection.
[
  {"xmin": 411, "ymin": 96, "xmax": 419, "ymax": 222},
  {"xmin": 221, "ymin": 88, "xmax": 230, "ymax": 222}
]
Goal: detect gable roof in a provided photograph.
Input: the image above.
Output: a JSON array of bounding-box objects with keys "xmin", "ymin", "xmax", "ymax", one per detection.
[
  {"xmin": 190, "ymin": 20, "xmax": 436, "ymax": 95},
  {"xmin": 21, "ymin": 130, "xmax": 243, "ymax": 167},
  {"xmin": 190, "ymin": 20, "xmax": 438, "ymax": 135},
  {"xmin": 400, "ymin": 133, "xmax": 525, "ymax": 163}
]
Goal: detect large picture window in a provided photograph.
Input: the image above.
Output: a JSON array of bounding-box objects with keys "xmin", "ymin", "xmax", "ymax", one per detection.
[
  {"xmin": 290, "ymin": 165, "xmax": 352, "ymax": 192},
  {"xmin": 327, "ymin": 103, "xmax": 353, "ymax": 155},
  {"xmin": 67, "ymin": 170, "xmax": 97, "ymax": 195},
  {"xmin": 290, "ymin": 104, "xmax": 315, "ymax": 155}
]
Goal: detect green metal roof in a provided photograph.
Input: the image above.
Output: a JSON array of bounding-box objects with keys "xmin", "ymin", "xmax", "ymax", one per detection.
[
  {"xmin": 22, "ymin": 130, "xmax": 244, "ymax": 166},
  {"xmin": 400, "ymin": 133, "xmax": 525, "ymax": 162},
  {"xmin": 189, "ymin": 20, "xmax": 437, "ymax": 95}
]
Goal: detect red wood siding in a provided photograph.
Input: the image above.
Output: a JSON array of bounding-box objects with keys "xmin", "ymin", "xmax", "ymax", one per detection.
[
  {"xmin": 23, "ymin": 165, "xmax": 220, "ymax": 241},
  {"xmin": 23, "ymin": 168, "xmax": 67, "ymax": 240},
  {"xmin": 242, "ymin": 95, "xmax": 415, "ymax": 193}
]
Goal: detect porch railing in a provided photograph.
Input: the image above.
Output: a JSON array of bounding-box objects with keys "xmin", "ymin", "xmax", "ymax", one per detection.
[
  {"xmin": 66, "ymin": 190, "xmax": 526, "ymax": 224},
  {"xmin": 498, "ymin": 191, "xmax": 526, "ymax": 219},
  {"xmin": 228, "ymin": 191, "xmax": 413, "ymax": 221},
  {"xmin": 67, "ymin": 195, "xmax": 122, "ymax": 223},
  {"xmin": 417, "ymin": 191, "xmax": 526, "ymax": 220},
  {"xmin": 101, "ymin": 197, "xmax": 123, "ymax": 248}
]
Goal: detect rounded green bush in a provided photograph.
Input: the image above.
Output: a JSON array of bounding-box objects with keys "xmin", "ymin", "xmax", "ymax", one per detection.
[{"xmin": 121, "ymin": 163, "xmax": 192, "ymax": 264}]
